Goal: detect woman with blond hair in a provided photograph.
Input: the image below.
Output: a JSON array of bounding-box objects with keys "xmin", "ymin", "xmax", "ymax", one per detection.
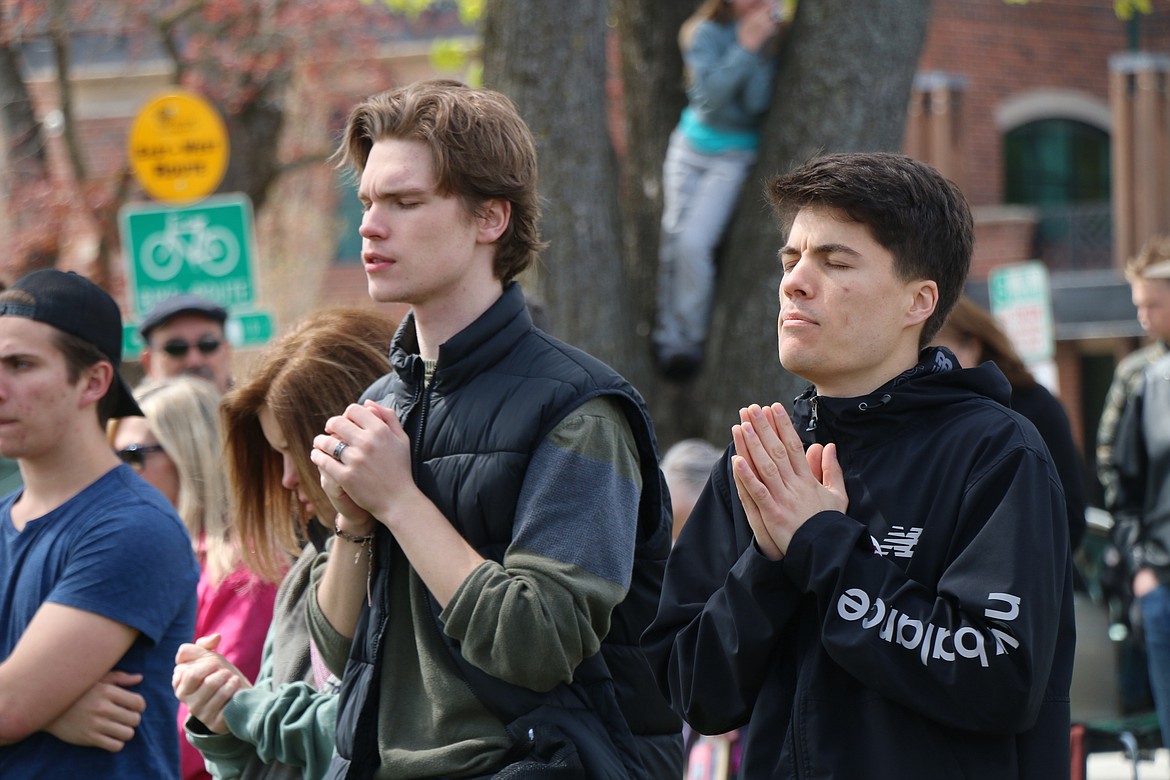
[
  {"xmin": 109, "ymin": 375, "xmax": 279, "ymax": 780},
  {"xmin": 172, "ymin": 307, "xmax": 395, "ymax": 780}
]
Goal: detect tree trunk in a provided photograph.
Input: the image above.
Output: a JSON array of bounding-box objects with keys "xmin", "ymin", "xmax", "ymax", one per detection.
[
  {"xmin": 689, "ymin": 0, "xmax": 935, "ymax": 442},
  {"xmin": 611, "ymin": 0, "xmax": 698, "ymax": 426},
  {"xmin": 483, "ymin": 0, "xmax": 933, "ymax": 449},
  {"xmin": 219, "ymin": 80, "xmax": 287, "ymax": 213},
  {"xmin": 0, "ymin": 36, "xmax": 46, "ymax": 185},
  {"xmin": 481, "ymin": 0, "xmax": 638, "ymax": 380},
  {"xmin": 0, "ymin": 21, "xmax": 58, "ymax": 276},
  {"xmin": 49, "ymin": 0, "xmax": 88, "ymax": 184}
]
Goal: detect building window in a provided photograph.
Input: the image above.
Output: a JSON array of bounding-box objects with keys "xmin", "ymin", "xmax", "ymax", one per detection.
[
  {"xmin": 1004, "ymin": 118, "xmax": 1111, "ymax": 270},
  {"xmin": 1004, "ymin": 118, "xmax": 1110, "ymax": 205}
]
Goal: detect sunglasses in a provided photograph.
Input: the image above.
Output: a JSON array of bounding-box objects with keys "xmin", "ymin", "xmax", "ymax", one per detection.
[
  {"xmin": 116, "ymin": 443, "xmax": 166, "ymax": 470},
  {"xmin": 162, "ymin": 337, "xmax": 223, "ymax": 358}
]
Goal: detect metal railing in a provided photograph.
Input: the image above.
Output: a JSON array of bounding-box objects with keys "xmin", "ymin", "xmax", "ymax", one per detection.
[{"xmin": 1031, "ymin": 202, "xmax": 1114, "ymax": 272}]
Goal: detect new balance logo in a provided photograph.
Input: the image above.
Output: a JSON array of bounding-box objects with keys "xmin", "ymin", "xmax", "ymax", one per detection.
[{"xmin": 870, "ymin": 526, "xmax": 923, "ymax": 558}]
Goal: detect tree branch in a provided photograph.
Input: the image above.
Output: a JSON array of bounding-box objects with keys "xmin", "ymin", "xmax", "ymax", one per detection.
[
  {"xmin": 151, "ymin": 0, "xmax": 211, "ymax": 84},
  {"xmin": 48, "ymin": 0, "xmax": 87, "ymax": 183}
]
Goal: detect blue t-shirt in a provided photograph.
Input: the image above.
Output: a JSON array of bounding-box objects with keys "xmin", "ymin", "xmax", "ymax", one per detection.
[{"xmin": 0, "ymin": 465, "xmax": 199, "ymax": 779}]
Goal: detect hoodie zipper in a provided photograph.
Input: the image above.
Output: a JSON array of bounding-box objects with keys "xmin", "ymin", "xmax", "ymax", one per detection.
[{"xmin": 805, "ymin": 396, "xmax": 819, "ymax": 432}]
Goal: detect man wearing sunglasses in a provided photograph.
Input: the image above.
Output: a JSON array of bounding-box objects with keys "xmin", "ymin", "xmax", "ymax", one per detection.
[{"xmin": 138, "ymin": 294, "xmax": 233, "ymax": 393}]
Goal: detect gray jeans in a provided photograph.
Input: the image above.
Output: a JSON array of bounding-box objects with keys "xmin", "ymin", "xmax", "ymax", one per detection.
[{"xmin": 654, "ymin": 130, "xmax": 755, "ymax": 359}]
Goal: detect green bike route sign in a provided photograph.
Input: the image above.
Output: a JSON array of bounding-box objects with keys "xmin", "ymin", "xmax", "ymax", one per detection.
[
  {"xmin": 119, "ymin": 193, "xmax": 274, "ymax": 356},
  {"xmin": 119, "ymin": 193, "xmax": 257, "ymax": 318},
  {"xmin": 122, "ymin": 310, "xmax": 274, "ymax": 359}
]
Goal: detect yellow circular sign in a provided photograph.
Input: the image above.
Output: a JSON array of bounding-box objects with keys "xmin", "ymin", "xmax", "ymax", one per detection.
[{"xmin": 128, "ymin": 90, "xmax": 229, "ymax": 203}]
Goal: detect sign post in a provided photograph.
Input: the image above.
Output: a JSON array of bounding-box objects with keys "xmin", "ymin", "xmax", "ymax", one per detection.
[
  {"xmin": 123, "ymin": 91, "xmax": 275, "ymax": 354},
  {"xmin": 120, "ymin": 194, "xmax": 257, "ymax": 317}
]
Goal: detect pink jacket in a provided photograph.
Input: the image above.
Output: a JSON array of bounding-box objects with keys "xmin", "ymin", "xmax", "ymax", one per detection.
[{"xmin": 179, "ymin": 563, "xmax": 278, "ymax": 780}]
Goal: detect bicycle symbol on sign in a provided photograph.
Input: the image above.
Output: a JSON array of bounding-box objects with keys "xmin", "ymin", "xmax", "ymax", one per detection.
[{"xmin": 140, "ymin": 213, "xmax": 240, "ymax": 282}]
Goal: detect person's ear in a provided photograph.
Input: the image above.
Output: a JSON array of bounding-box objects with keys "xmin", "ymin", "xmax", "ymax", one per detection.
[
  {"xmin": 79, "ymin": 362, "xmax": 114, "ymax": 409},
  {"xmin": 906, "ymin": 280, "xmax": 938, "ymax": 328},
  {"xmin": 477, "ymin": 199, "xmax": 511, "ymax": 244},
  {"xmin": 139, "ymin": 347, "xmax": 154, "ymax": 377}
]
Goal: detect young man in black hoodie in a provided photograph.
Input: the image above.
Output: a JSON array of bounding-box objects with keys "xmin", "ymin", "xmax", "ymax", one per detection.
[{"xmin": 642, "ymin": 152, "xmax": 1075, "ymax": 778}]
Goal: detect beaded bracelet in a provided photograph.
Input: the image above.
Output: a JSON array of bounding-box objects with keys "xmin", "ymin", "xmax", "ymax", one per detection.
[
  {"xmin": 334, "ymin": 517, "xmax": 376, "ymax": 606},
  {"xmin": 333, "ymin": 518, "xmax": 376, "ymax": 545}
]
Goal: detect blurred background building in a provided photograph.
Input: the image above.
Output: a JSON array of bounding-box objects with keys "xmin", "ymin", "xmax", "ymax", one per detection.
[
  {"xmin": 908, "ymin": 0, "xmax": 1170, "ymax": 508},
  {"xmin": 3, "ymin": 0, "xmax": 1170, "ymax": 507}
]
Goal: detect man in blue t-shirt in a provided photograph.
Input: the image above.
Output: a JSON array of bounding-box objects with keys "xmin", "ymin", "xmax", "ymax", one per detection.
[{"xmin": 0, "ymin": 269, "xmax": 198, "ymax": 778}]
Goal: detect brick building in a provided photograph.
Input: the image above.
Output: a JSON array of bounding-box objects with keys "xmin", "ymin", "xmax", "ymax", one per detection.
[
  {"xmin": 907, "ymin": 0, "xmax": 1170, "ymax": 503},
  {"xmin": 6, "ymin": 0, "xmax": 1170, "ymax": 501}
]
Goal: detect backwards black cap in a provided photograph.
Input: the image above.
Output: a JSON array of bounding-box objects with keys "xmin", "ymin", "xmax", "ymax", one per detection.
[{"xmin": 0, "ymin": 269, "xmax": 142, "ymax": 418}]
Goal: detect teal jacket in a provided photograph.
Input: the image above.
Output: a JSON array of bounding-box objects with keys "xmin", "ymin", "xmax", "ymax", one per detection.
[
  {"xmin": 681, "ymin": 20, "xmax": 777, "ymax": 140},
  {"xmin": 187, "ymin": 538, "xmax": 338, "ymax": 779}
]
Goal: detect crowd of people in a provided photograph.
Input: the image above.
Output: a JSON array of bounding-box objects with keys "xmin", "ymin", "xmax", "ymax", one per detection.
[{"xmin": 0, "ymin": 57, "xmax": 1152, "ymax": 780}]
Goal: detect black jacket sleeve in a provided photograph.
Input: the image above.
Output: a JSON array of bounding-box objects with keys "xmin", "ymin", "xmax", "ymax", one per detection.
[
  {"xmin": 784, "ymin": 440, "xmax": 1069, "ymax": 734},
  {"xmin": 641, "ymin": 451, "xmax": 803, "ymax": 734}
]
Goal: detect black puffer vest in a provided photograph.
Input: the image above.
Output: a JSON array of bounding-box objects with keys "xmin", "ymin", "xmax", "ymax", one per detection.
[{"xmin": 326, "ymin": 284, "xmax": 681, "ymax": 779}]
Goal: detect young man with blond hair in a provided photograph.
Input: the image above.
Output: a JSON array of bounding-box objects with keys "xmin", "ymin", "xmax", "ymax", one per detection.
[
  {"xmin": 1098, "ymin": 236, "xmax": 1170, "ymax": 507},
  {"xmin": 1096, "ymin": 236, "xmax": 1170, "ymax": 717},
  {"xmin": 1105, "ymin": 236, "xmax": 1170, "ymax": 751}
]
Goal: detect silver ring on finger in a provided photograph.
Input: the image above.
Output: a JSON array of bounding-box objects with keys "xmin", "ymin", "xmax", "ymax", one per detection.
[{"xmin": 332, "ymin": 440, "xmax": 348, "ymax": 462}]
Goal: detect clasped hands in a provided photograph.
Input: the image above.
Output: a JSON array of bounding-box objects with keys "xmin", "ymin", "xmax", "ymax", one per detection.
[
  {"xmin": 172, "ymin": 634, "xmax": 250, "ymax": 735},
  {"xmin": 731, "ymin": 403, "xmax": 848, "ymax": 561},
  {"xmin": 310, "ymin": 400, "xmax": 419, "ymax": 537}
]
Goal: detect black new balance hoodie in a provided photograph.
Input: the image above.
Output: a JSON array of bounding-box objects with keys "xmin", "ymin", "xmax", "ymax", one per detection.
[{"xmin": 642, "ymin": 348, "xmax": 1075, "ymax": 779}]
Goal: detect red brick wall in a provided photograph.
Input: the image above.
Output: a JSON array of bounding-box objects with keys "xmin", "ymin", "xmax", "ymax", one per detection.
[
  {"xmin": 1055, "ymin": 339, "xmax": 1086, "ymax": 450},
  {"xmin": 970, "ymin": 206, "xmax": 1038, "ymax": 280},
  {"xmin": 914, "ymin": 0, "xmax": 1170, "ymax": 209}
]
